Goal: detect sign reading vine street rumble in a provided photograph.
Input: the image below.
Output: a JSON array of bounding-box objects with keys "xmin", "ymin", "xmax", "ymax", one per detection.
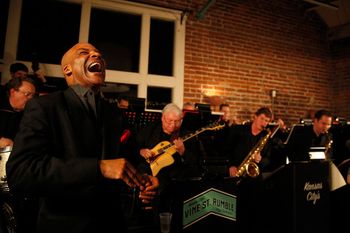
[{"xmin": 182, "ymin": 188, "xmax": 237, "ymax": 229}]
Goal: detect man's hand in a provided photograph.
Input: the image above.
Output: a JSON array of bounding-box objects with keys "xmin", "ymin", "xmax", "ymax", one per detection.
[
  {"xmin": 253, "ymin": 152, "xmax": 262, "ymax": 163},
  {"xmin": 0, "ymin": 137, "xmax": 13, "ymax": 149},
  {"xmin": 229, "ymin": 166, "xmax": 238, "ymax": 177},
  {"xmin": 99, "ymin": 158, "xmax": 147, "ymax": 189},
  {"xmin": 140, "ymin": 148, "xmax": 155, "ymax": 161},
  {"xmin": 139, "ymin": 175, "xmax": 159, "ymax": 204},
  {"xmin": 173, "ymin": 138, "xmax": 185, "ymax": 156}
]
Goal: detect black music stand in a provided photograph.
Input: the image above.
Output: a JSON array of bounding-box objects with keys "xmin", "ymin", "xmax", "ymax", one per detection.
[
  {"xmin": 182, "ymin": 109, "xmax": 220, "ymax": 132},
  {"xmin": 128, "ymin": 97, "xmax": 146, "ymax": 111},
  {"xmin": 262, "ymin": 161, "xmax": 330, "ymax": 233},
  {"xmin": 284, "ymin": 124, "xmax": 312, "ymax": 162}
]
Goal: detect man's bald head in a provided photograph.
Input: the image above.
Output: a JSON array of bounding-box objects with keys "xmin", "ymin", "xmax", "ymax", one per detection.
[
  {"xmin": 61, "ymin": 42, "xmax": 105, "ymax": 87},
  {"xmin": 61, "ymin": 42, "xmax": 96, "ymax": 70}
]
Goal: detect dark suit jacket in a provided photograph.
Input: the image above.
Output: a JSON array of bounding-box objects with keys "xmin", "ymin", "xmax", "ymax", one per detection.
[{"xmin": 6, "ymin": 87, "xmax": 128, "ymax": 233}]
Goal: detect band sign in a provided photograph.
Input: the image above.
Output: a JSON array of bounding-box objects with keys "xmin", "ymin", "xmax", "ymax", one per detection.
[{"xmin": 182, "ymin": 188, "xmax": 236, "ymax": 229}]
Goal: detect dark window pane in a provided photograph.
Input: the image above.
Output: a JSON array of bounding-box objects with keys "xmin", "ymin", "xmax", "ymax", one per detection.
[
  {"xmin": 0, "ymin": 0, "xmax": 9, "ymax": 58},
  {"xmin": 148, "ymin": 18, "xmax": 174, "ymax": 76},
  {"xmin": 17, "ymin": 0, "xmax": 80, "ymax": 65},
  {"xmin": 89, "ymin": 9, "xmax": 141, "ymax": 72},
  {"xmin": 147, "ymin": 86, "xmax": 172, "ymax": 110}
]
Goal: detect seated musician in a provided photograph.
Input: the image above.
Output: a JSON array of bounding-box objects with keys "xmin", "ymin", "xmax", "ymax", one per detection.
[
  {"xmin": 223, "ymin": 107, "xmax": 281, "ymax": 232},
  {"xmin": 136, "ymin": 103, "xmax": 202, "ymax": 210},
  {"xmin": 0, "ymin": 77, "xmax": 36, "ymax": 148},
  {"xmin": 224, "ymin": 107, "xmax": 278, "ymax": 178},
  {"xmin": 0, "ymin": 77, "xmax": 36, "ymax": 233},
  {"xmin": 219, "ymin": 103, "xmax": 237, "ymax": 127},
  {"xmin": 285, "ymin": 109, "xmax": 333, "ymax": 162}
]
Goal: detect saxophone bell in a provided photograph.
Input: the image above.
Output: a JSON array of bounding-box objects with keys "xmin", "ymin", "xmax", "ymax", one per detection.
[{"xmin": 244, "ymin": 162, "xmax": 260, "ymax": 178}]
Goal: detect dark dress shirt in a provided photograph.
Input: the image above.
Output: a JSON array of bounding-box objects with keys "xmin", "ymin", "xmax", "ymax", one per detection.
[{"xmin": 224, "ymin": 124, "xmax": 271, "ymax": 170}]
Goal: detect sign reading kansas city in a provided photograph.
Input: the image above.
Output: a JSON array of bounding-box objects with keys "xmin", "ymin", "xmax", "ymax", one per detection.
[{"xmin": 182, "ymin": 188, "xmax": 237, "ymax": 229}]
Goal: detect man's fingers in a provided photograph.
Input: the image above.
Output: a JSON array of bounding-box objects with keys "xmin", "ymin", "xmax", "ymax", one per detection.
[{"xmin": 126, "ymin": 167, "xmax": 147, "ymax": 189}]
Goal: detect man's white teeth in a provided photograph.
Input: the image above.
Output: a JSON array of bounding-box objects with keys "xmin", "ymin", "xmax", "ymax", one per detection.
[{"xmin": 88, "ymin": 62, "xmax": 102, "ymax": 72}]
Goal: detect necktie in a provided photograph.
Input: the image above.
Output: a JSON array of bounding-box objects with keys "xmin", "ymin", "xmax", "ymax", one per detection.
[{"xmin": 85, "ymin": 91, "xmax": 97, "ymax": 118}]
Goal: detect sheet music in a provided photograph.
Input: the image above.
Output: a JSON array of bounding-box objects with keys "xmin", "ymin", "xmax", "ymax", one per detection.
[{"xmin": 329, "ymin": 161, "xmax": 346, "ymax": 191}]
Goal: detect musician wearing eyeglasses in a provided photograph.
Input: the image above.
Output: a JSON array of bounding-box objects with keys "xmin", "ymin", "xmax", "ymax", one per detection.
[
  {"xmin": 136, "ymin": 103, "xmax": 202, "ymax": 212},
  {"xmin": 0, "ymin": 77, "xmax": 36, "ymax": 148}
]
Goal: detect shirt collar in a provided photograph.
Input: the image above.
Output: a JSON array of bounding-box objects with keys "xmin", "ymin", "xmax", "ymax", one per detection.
[{"xmin": 71, "ymin": 84, "xmax": 101, "ymax": 97}]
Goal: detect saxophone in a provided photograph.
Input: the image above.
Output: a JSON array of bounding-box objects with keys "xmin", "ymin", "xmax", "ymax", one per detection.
[
  {"xmin": 236, "ymin": 125, "xmax": 279, "ymax": 178},
  {"xmin": 324, "ymin": 131, "xmax": 333, "ymax": 160}
]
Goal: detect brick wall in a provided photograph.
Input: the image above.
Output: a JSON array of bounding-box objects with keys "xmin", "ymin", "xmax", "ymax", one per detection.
[
  {"xmin": 132, "ymin": 0, "xmax": 350, "ymax": 126},
  {"xmin": 331, "ymin": 38, "xmax": 350, "ymax": 121}
]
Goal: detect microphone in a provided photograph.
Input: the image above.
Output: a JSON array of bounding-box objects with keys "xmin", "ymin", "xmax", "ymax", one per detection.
[{"xmin": 120, "ymin": 129, "xmax": 131, "ymax": 144}]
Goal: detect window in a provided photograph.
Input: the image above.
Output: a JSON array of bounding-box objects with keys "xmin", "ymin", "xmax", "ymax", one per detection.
[
  {"xmin": 17, "ymin": 0, "xmax": 81, "ymax": 65},
  {"xmin": 89, "ymin": 9, "xmax": 141, "ymax": 72},
  {"xmin": 149, "ymin": 18, "xmax": 174, "ymax": 76},
  {"xmin": 2, "ymin": 0, "xmax": 186, "ymax": 109},
  {"xmin": 0, "ymin": 0, "xmax": 10, "ymax": 82},
  {"xmin": 147, "ymin": 86, "xmax": 172, "ymax": 110},
  {"xmin": 0, "ymin": 0, "xmax": 9, "ymax": 61}
]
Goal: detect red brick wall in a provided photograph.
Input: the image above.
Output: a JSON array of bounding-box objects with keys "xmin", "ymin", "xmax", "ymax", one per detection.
[
  {"xmin": 132, "ymin": 0, "xmax": 350, "ymax": 125},
  {"xmin": 331, "ymin": 38, "xmax": 350, "ymax": 121}
]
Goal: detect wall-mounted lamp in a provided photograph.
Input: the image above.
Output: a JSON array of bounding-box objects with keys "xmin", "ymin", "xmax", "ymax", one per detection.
[
  {"xmin": 270, "ymin": 90, "xmax": 277, "ymax": 118},
  {"xmin": 271, "ymin": 90, "xmax": 277, "ymax": 98}
]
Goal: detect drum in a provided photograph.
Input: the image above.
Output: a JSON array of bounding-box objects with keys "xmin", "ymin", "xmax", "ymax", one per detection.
[{"xmin": 0, "ymin": 146, "xmax": 12, "ymax": 193}]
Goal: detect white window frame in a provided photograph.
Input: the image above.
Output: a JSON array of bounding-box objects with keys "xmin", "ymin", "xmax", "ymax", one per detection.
[{"xmin": 2, "ymin": 0, "xmax": 186, "ymax": 108}]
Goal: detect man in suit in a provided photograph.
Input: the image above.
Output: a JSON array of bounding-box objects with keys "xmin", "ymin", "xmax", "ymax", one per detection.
[{"xmin": 6, "ymin": 42, "xmax": 159, "ymax": 233}]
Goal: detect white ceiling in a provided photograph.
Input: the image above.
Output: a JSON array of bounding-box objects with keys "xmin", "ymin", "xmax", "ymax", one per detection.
[{"xmin": 303, "ymin": 0, "xmax": 350, "ymax": 40}]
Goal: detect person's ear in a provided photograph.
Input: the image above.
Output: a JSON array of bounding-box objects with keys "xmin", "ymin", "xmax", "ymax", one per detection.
[
  {"xmin": 9, "ymin": 88, "xmax": 16, "ymax": 96},
  {"xmin": 63, "ymin": 65, "xmax": 72, "ymax": 77},
  {"xmin": 63, "ymin": 65, "xmax": 74, "ymax": 85}
]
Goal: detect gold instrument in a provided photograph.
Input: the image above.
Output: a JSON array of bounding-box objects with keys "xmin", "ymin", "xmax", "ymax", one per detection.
[
  {"xmin": 236, "ymin": 125, "xmax": 280, "ymax": 178},
  {"xmin": 324, "ymin": 131, "xmax": 333, "ymax": 159},
  {"xmin": 148, "ymin": 122, "xmax": 225, "ymax": 176}
]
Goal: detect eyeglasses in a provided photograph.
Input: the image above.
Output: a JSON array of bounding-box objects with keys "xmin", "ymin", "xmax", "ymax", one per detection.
[
  {"xmin": 16, "ymin": 89, "xmax": 35, "ymax": 98},
  {"xmin": 163, "ymin": 117, "xmax": 182, "ymax": 126}
]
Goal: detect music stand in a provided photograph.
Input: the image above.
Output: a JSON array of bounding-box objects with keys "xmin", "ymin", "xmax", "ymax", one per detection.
[
  {"xmin": 182, "ymin": 109, "xmax": 221, "ymax": 132},
  {"xmin": 284, "ymin": 124, "xmax": 311, "ymax": 162}
]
